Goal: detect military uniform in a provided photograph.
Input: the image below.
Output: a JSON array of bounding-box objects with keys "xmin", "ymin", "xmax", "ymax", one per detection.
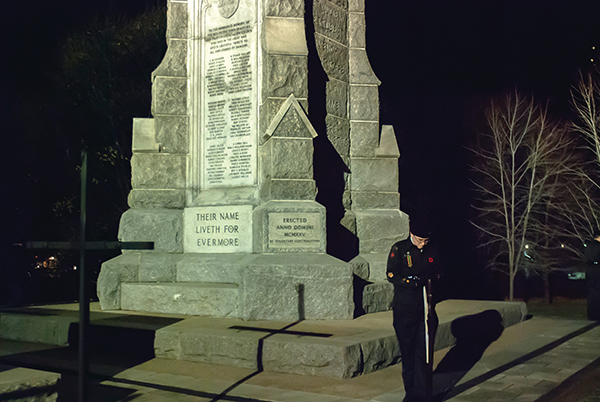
[{"xmin": 387, "ymin": 236, "xmax": 442, "ymax": 401}]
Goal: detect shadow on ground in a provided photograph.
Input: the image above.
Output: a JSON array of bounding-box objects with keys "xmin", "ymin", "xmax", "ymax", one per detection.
[{"xmin": 433, "ymin": 309, "xmax": 504, "ymax": 401}]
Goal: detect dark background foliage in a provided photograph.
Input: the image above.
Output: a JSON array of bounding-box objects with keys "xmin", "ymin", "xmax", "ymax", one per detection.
[{"xmin": 1, "ymin": 0, "xmax": 600, "ymax": 304}]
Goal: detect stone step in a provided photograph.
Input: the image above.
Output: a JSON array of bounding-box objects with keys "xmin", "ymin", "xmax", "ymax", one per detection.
[
  {"xmin": 154, "ymin": 299, "xmax": 528, "ymax": 379},
  {"xmin": 0, "ymin": 300, "xmax": 528, "ymax": 380},
  {"xmin": 362, "ymin": 281, "xmax": 393, "ymax": 314},
  {"xmin": 0, "ymin": 364, "xmax": 60, "ymax": 401},
  {"xmin": 0, "ymin": 305, "xmax": 181, "ymax": 350},
  {"xmin": 121, "ymin": 282, "xmax": 239, "ymax": 317}
]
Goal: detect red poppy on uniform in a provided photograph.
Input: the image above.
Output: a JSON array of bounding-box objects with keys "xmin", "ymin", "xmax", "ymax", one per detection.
[
  {"xmin": 428, "ymin": 257, "xmax": 433, "ymax": 263},
  {"xmin": 390, "ymin": 252, "xmax": 395, "ymax": 258}
]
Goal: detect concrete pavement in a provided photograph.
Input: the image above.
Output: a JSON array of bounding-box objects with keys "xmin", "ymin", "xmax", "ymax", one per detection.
[
  {"xmin": 0, "ymin": 302, "xmax": 598, "ymax": 401},
  {"xmin": 85, "ymin": 316, "xmax": 600, "ymax": 401}
]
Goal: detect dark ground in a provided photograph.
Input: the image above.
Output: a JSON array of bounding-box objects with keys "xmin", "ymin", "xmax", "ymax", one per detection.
[{"xmin": 525, "ymin": 298, "xmax": 600, "ymax": 402}]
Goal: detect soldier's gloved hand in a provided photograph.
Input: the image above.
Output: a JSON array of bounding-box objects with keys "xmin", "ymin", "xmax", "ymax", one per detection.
[{"xmin": 401, "ymin": 275, "xmax": 421, "ymax": 287}]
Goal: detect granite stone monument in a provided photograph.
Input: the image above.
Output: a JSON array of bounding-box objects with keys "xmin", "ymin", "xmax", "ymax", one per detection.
[{"xmin": 97, "ymin": 0, "xmax": 408, "ymax": 320}]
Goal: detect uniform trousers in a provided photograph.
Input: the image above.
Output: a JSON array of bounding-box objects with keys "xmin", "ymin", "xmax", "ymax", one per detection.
[{"xmin": 393, "ymin": 295, "xmax": 438, "ymax": 400}]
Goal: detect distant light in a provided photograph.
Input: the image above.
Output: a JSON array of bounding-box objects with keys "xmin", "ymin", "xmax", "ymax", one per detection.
[
  {"xmin": 593, "ymin": 46, "xmax": 596, "ymax": 50},
  {"xmin": 73, "ymin": 266, "xmax": 77, "ymax": 270},
  {"xmin": 561, "ymin": 244, "xmax": 565, "ymax": 248},
  {"xmin": 49, "ymin": 256, "xmax": 56, "ymax": 260},
  {"xmin": 592, "ymin": 59, "xmax": 595, "ymax": 63},
  {"xmin": 525, "ymin": 244, "xmax": 529, "ymax": 249}
]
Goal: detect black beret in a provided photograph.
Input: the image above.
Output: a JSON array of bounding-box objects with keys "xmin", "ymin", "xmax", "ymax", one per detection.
[{"xmin": 410, "ymin": 216, "xmax": 433, "ymax": 238}]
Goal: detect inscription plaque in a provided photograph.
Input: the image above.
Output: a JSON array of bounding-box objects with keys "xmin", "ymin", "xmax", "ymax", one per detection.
[
  {"xmin": 268, "ymin": 213, "xmax": 321, "ymax": 249},
  {"xmin": 202, "ymin": 3, "xmax": 258, "ymax": 189},
  {"xmin": 184, "ymin": 206, "xmax": 253, "ymax": 253}
]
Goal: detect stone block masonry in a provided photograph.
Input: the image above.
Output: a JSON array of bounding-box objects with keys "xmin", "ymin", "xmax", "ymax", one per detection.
[{"xmin": 97, "ymin": 0, "xmax": 409, "ymax": 321}]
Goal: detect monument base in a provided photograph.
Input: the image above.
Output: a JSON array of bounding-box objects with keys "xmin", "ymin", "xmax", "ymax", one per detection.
[
  {"xmin": 98, "ymin": 252, "xmax": 354, "ymax": 321},
  {"xmin": 350, "ymin": 253, "xmax": 396, "ymax": 314}
]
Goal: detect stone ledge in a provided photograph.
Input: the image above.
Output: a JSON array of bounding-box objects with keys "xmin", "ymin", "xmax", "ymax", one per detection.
[
  {"xmin": 0, "ymin": 300, "xmax": 528, "ymax": 380},
  {"xmin": 154, "ymin": 299, "xmax": 528, "ymax": 379},
  {"xmin": 121, "ymin": 282, "xmax": 240, "ymax": 317},
  {"xmin": 0, "ymin": 365, "xmax": 60, "ymax": 400},
  {"xmin": 0, "ymin": 314, "xmax": 73, "ymax": 345}
]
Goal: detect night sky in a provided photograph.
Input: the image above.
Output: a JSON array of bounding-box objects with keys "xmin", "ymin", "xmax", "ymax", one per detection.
[{"xmin": 1, "ymin": 0, "xmax": 600, "ymax": 299}]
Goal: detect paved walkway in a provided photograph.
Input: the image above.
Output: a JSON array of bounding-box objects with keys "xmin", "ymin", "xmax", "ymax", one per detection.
[
  {"xmin": 1, "ymin": 310, "xmax": 599, "ymax": 401},
  {"xmin": 92, "ymin": 316, "xmax": 599, "ymax": 402}
]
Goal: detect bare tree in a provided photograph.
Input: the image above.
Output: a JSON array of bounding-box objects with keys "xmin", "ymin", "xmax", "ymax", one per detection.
[
  {"xmin": 469, "ymin": 91, "xmax": 576, "ymax": 301},
  {"xmin": 523, "ymin": 141, "xmax": 594, "ymax": 303},
  {"xmin": 572, "ymin": 72, "xmax": 600, "ymax": 171}
]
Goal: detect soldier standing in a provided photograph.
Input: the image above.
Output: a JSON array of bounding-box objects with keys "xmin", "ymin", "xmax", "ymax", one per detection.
[{"xmin": 387, "ymin": 217, "xmax": 442, "ymax": 402}]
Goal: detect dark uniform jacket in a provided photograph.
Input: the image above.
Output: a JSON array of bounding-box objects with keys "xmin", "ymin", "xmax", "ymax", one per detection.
[
  {"xmin": 585, "ymin": 240, "xmax": 600, "ymax": 265},
  {"xmin": 386, "ymin": 237, "xmax": 442, "ymax": 313}
]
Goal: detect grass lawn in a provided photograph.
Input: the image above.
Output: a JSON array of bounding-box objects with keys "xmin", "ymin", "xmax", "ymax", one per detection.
[{"xmin": 525, "ymin": 297, "xmax": 588, "ymax": 320}]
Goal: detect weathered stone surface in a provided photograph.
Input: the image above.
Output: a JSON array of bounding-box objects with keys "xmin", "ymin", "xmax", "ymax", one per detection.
[
  {"xmin": 152, "ymin": 39, "xmax": 187, "ymax": 78},
  {"xmin": 263, "ymin": 337, "xmax": 362, "ymax": 378},
  {"xmin": 240, "ymin": 253, "xmax": 353, "ymax": 320},
  {"xmin": 349, "ymin": 84, "xmax": 378, "ymax": 121},
  {"xmin": 151, "ymin": 77, "xmax": 187, "ymax": 115},
  {"xmin": 359, "ymin": 253, "xmax": 388, "ymax": 280},
  {"xmin": 351, "ymin": 191, "xmax": 399, "ymax": 210},
  {"xmin": 349, "ymin": 255, "xmax": 369, "ymax": 279},
  {"xmin": 362, "ymin": 281, "xmax": 394, "ymax": 313},
  {"xmin": 178, "ymin": 329, "xmax": 262, "ymax": 368},
  {"xmin": 264, "ymin": 179, "xmax": 317, "ymax": 201},
  {"xmin": 253, "ymin": 201, "xmax": 326, "ymax": 254},
  {"xmin": 314, "ymin": 0, "xmax": 348, "ymax": 46},
  {"xmin": 139, "ymin": 253, "xmax": 181, "ymax": 282},
  {"xmin": 434, "ymin": 300, "xmax": 527, "ymax": 351},
  {"xmin": 342, "ymin": 187, "xmax": 352, "ymax": 209},
  {"xmin": 97, "ymin": 253, "xmax": 141, "ymax": 310},
  {"xmin": 265, "ymin": 17, "xmax": 308, "ymax": 55},
  {"xmin": 326, "ymin": 114, "xmax": 350, "ymax": 140},
  {"xmin": 266, "ymin": 0, "xmax": 304, "ymax": 18},
  {"xmin": 132, "ymin": 118, "xmax": 159, "ymax": 153},
  {"xmin": 348, "ymin": 11, "xmax": 366, "ymax": 48},
  {"xmin": 271, "ymin": 106, "xmax": 314, "ymax": 138},
  {"xmin": 154, "ymin": 326, "xmax": 182, "ymax": 359},
  {"xmin": 340, "ymin": 209, "xmax": 356, "ymax": 233},
  {"xmin": 348, "ymin": 0, "xmax": 364, "ymax": 12},
  {"xmin": 128, "ymin": 189, "xmax": 186, "ymax": 209},
  {"xmin": 360, "ymin": 331, "xmax": 399, "ymax": 373},
  {"xmin": 316, "ymin": 36, "xmax": 349, "ymax": 82},
  {"xmin": 350, "ymin": 158, "xmax": 398, "ymax": 192},
  {"xmin": 191, "ymin": 187, "xmax": 260, "ymax": 207},
  {"xmin": 177, "ymin": 254, "xmax": 259, "ymax": 284},
  {"xmin": 375, "ymin": 124, "xmax": 400, "ymax": 158},
  {"xmin": 497, "ymin": 301, "xmax": 529, "ymax": 328},
  {"xmin": 355, "ymin": 209, "xmax": 409, "ymax": 253},
  {"xmin": 266, "ymin": 98, "xmax": 308, "ymax": 130},
  {"xmin": 0, "ymin": 314, "xmax": 72, "ymax": 346},
  {"xmin": 326, "ymin": 79, "xmax": 348, "ymax": 118},
  {"xmin": 121, "ymin": 282, "xmax": 239, "ymax": 317},
  {"xmin": 349, "ymin": 120, "xmax": 378, "ymax": 157},
  {"xmin": 155, "ymin": 115, "xmax": 188, "ymax": 153},
  {"xmin": 271, "ymin": 138, "xmax": 313, "ymax": 179},
  {"xmin": 0, "ymin": 367, "xmax": 60, "ymax": 398},
  {"xmin": 329, "ymin": 135, "xmax": 350, "ymax": 161},
  {"xmin": 268, "ymin": 55, "xmax": 308, "ymax": 98},
  {"xmin": 118, "ymin": 209, "xmax": 183, "ymax": 253},
  {"xmin": 131, "ymin": 153, "xmax": 186, "ymax": 189},
  {"xmin": 349, "ymin": 49, "xmax": 380, "ymax": 85},
  {"xmin": 329, "ymin": 0, "xmax": 349, "ymax": 9},
  {"xmin": 167, "ymin": 0, "xmax": 188, "ymax": 39}
]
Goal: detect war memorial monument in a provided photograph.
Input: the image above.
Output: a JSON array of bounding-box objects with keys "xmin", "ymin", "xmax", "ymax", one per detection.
[
  {"xmin": 0, "ymin": 0, "xmax": 533, "ymax": 387},
  {"xmin": 97, "ymin": 0, "xmax": 408, "ymax": 321}
]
